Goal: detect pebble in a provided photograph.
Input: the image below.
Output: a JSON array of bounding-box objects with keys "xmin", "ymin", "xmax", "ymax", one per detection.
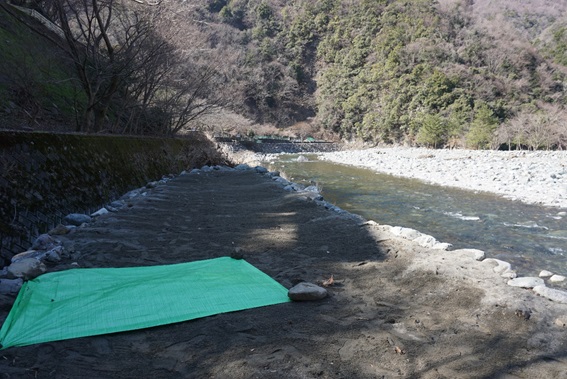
[{"xmin": 288, "ymin": 282, "xmax": 328, "ymax": 301}]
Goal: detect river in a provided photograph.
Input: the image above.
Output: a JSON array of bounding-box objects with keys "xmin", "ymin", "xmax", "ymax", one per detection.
[{"xmin": 264, "ymin": 154, "xmax": 567, "ymax": 281}]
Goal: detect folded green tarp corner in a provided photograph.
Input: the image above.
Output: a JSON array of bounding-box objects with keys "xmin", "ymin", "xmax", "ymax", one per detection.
[{"xmin": 0, "ymin": 257, "xmax": 290, "ymax": 349}]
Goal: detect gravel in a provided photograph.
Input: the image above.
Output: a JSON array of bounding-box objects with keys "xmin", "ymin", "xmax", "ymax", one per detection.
[{"xmin": 319, "ymin": 147, "xmax": 567, "ymax": 209}]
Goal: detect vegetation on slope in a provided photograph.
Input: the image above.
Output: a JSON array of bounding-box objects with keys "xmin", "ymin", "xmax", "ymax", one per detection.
[{"xmin": 1, "ymin": 0, "xmax": 567, "ymax": 148}]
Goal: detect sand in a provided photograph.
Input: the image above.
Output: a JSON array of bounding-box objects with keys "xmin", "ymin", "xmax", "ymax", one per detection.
[{"xmin": 2, "ymin": 167, "xmax": 567, "ymax": 378}]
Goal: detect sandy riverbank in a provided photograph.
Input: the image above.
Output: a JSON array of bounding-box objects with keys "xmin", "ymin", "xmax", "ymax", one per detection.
[
  {"xmin": 2, "ymin": 167, "xmax": 567, "ymax": 378},
  {"xmin": 319, "ymin": 147, "xmax": 567, "ymax": 210}
]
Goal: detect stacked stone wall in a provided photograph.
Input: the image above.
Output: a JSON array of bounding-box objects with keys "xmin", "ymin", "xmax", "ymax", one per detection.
[{"xmin": 0, "ymin": 131, "xmax": 223, "ymax": 264}]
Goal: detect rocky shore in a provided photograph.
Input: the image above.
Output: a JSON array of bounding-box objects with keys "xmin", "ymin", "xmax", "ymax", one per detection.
[{"xmin": 319, "ymin": 147, "xmax": 567, "ymax": 209}]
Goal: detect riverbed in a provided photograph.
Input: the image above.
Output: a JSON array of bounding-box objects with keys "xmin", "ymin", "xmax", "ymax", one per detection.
[{"xmin": 262, "ymin": 153, "xmax": 567, "ymax": 282}]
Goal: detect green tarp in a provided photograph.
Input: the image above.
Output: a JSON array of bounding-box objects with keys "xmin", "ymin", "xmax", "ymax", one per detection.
[{"xmin": 0, "ymin": 257, "xmax": 290, "ymax": 349}]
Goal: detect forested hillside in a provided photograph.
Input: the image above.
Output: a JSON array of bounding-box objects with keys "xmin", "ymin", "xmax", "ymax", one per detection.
[
  {"xmin": 2, "ymin": 0, "xmax": 567, "ymax": 148},
  {"xmin": 190, "ymin": 0, "xmax": 567, "ymax": 148}
]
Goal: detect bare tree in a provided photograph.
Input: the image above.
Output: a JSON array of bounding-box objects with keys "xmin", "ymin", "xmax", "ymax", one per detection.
[{"xmin": 44, "ymin": 0, "xmax": 226, "ymax": 134}]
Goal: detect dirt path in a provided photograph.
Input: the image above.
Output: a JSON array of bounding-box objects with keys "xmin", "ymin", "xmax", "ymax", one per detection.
[{"xmin": 1, "ymin": 168, "xmax": 567, "ymax": 378}]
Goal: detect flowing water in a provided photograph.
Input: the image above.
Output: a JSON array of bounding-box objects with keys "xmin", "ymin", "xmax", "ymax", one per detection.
[{"xmin": 265, "ymin": 155, "xmax": 567, "ymax": 280}]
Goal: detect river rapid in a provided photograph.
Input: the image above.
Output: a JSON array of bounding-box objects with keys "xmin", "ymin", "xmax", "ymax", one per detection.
[{"xmin": 262, "ymin": 154, "xmax": 567, "ymax": 283}]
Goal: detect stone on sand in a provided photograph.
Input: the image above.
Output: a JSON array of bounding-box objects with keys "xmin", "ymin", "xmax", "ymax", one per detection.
[{"xmin": 288, "ymin": 282, "xmax": 328, "ymax": 301}]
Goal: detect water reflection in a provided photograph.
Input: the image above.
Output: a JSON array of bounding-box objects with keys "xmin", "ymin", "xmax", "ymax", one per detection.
[{"xmin": 266, "ymin": 155, "xmax": 567, "ymax": 280}]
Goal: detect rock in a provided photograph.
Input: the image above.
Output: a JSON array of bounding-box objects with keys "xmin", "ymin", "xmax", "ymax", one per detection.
[
  {"xmin": 201, "ymin": 165, "xmax": 214, "ymax": 173},
  {"xmin": 31, "ymin": 234, "xmax": 57, "ymax": 250},
  {"xmin": 0, "ymin": 278, "xmax": 23, "ymax": 294},
  {"xmin": 460, "ymin": 248, "xmax": 486, "ymax": 261},
  {"xmin": 273, "ymin": 177, "xmax": 290, "ymax": 186},
  {"xmin": 91, "ymin": 207, "xmax": 109, "ymax": 217},
  {"xmin": 146, "ymin": 181, "xmax": 159, "ymax": 188},
  {"xmin": 288, "ymin": 282, "xmax": 328, "ymax": 301},
  {"xmin": 390, "ymin": 226, "xmax": 422, "ymax": 240},
  {"xmin": 110, "ymin": 200, "xmax": 126, "ymax": 209},
  {"xmin": 231, "ymin": 247, "xmax": 245, "ymax": 260},
  {"xmin": 507, "ymin": 277, "xmax": 544, "ymax": 288},
  {"xmin": 255, "ymin": 166, "xmax": 268, "ymax": 174},
  {"xmin": 514, "ymin": 308, "xmax": 531, "ymax": 320},
  {"xmin": 539, "ymin": 270, "xmax": 553, "ymax": 278},
  {"xmin": 234, "ymin": 164, "xmax": 251, "ymax": 171},
  {"xmin": 482, "ymin": 258, "xmax": 517, "ymax": 279},
  {"xmin": 48, "ymin": 224, "xmax": 71, "ymax": 236},
  {"xmin": 121, "ymin": 188, "xmax": 142, "ymax": 199},
  {"xmin": 269, "ymin": 171, "xmax": 281, "ymax": 177},
  {"xmin": 7, "ymin": 258, "xmax": 46, "ymax": 280},
  {"xmin": 550, "ymin": 274, "xmax": 566, "ymax": 283},
  {"xmin": 533, "ymin": 285, "xmax": 567, "ymax": 304},
  {"xmin": 45, "ymin": 246, "xmax": 64, "ymax": 262},
  {"xmin": 303, "ymin": 185, "xmax": 320, "ymax": 193},
  {"xmin": 11, "ymin": 250, "xmax": 41, "ymax": 263},
  {"xmin": 64, "ymin": 213, "xmax": 92, "ymax": 226},
  {"xmin": 445, "ymin": 248, "xmax": 484, "ymax": 261},
  {"xmin": 431, "ymin": 242, "xmax": 452, "ymax": 251},
  {"xmin": 190, "ymin": 168, "xmax": 201, "ymax": 174},
  {"xmin": 296, "ymin": 155, "xmax": 308, "ymax": 162}
]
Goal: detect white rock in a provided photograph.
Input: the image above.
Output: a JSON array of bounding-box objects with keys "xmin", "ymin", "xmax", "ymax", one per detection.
[
  {"xmin": 288, "ymin": 282, "xmax": 328, "ymax": 301},
  {"xmin": 550, "ymin": 274, "xmax": 566, "ymax": 283},
  {"xmin": 482, "ymin": 258, "xmax": 517, "ymax": 279},
  {"xmin": 431, "ymin": 242, "xmax": 452, "ymax": 251},
  {"xmin": 539, "ymin": 270, "xmax": 554, "ymax": 278},
  {"xmin": 507, "ymin": 277, "xmax": 545, "ymax": 288},
  {"xmin": 448, "ymin": 249, "xmax": 485, "ymax": 262},
  {"xmin": 91, "ymin": 207, "xmax": 109, "ymax": 217},
  {"xmin": 413, "ymin": 234, "xmax": 438, "ymax": 248},
  {"xmin": 390, "ymin": 226, "xmax": 422, "ymax": 240},
  {"xmin": 533, "ymin": 285, "xmax": 567, "ymax": 304}
]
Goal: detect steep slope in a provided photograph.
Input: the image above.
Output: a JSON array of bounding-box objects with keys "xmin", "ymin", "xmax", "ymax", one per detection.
[{"xmin": 0, "ymin": 4, "xmax": 79, "ymax": 131}]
